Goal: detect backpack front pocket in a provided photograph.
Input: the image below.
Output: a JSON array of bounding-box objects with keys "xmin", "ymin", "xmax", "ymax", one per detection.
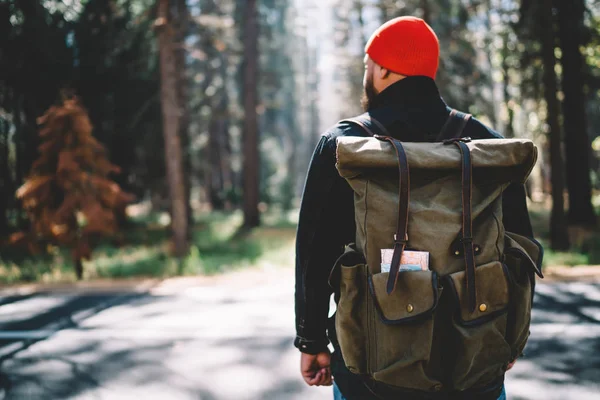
[
  {"xmin": 445, "ymin": 261, "xmax": 512, "ymax": 391},
  {"xmin": 367, "ymin": 270, "xmax": 444, "ymax": 391}
]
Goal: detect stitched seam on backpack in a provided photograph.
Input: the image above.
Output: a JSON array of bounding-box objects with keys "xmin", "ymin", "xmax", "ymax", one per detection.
[
  {"xmin": 363, "ymin": 179, "xmax": 370, "ymax": 265},
  {"xmin": 493, "ymin": 211, "xmax": 503, "ymax": 262}
]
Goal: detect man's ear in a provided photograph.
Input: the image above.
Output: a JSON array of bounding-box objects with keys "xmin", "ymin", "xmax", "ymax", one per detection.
[{"xmin": 379, "ymin": 67, "xmax": 391, "ymax": 79}]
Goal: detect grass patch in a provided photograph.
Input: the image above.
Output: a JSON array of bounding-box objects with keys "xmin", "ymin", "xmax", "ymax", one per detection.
[
  {"xmin": 542, "ymin": 248, "xmax": 590, "ymax": 267},
  {"xmin": 189, "ymin": 210, "xmax": 296, "ymax": 274},
  {"xmin": 529, "ymin": 202, "xmax": 600, "ymax": 267},
  {"xmin": 0, "ymin": 210, "xmax": 297, "ymax": 284}
]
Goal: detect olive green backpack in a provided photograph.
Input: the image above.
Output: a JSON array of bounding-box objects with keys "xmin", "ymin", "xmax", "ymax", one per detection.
[{"xmin": 330, "ymin": 112, "xmax": 543, "ymax": 393}]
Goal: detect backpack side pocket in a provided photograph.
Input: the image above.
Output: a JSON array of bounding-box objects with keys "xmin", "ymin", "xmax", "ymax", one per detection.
[
  {"xmin": 504, "ymin": 233, "xmax": 544, "ymax": 361},
  {"xmin": 336, "ymin": 261, "xmax": 369, "ymax": 374}
]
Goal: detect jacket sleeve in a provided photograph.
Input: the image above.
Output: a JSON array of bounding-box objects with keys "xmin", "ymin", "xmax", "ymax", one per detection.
[
  {"xmin": 502, "ymin": 183, "xmax": 534, "ymax": 237},
  {"xmin": 294, "ymin": 133, "xmax": 355, "ymax": 354}
]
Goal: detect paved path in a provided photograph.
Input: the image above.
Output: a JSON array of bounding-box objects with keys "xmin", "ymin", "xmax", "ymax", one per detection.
[{"xmin": 0, "ymin": 269, "xmax": 598, "ymax": 400}]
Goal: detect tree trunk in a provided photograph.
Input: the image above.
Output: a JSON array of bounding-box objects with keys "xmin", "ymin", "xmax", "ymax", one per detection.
[
  {"xmin": 379, "ymin": 1, "xmax": 389, "ymax": 23},
  {"xmin": 354, "ymin": 1, "xmax": 367, "ymax": 47},
  {"xmin": 421, "ymin": 0, "xmax": 431, "ymax": 23},
  {"xmin": 218, "ymin": 108, "xmax": 233, "ymax": 209},
  {"xmin": 0, "ymin": 119, "xmax": 10, "ymax": 235},
  {"xmin": 501, "ymin": 31, "xmax": 514, "ymax": 138},
  {"xmin": 541, "ymin": 0, "xmax": 569, "ymax": 250},
  {"xmin": 173, "ymin": 0, "xmax": 193, "ymax": 233},
  {"xmin": 307, "ymin": 44, "xmax": 321, "ymax": 179},
  {"xmin": 557, "ymin": 0, "xmax": 596, "ymax": 226},
  {"xmin": 74, "ymin": 257, "xmax": 84, "ymax": 280},
  {"xmin": 12, "ymin": 93, "xmax": 29, "ymax": 230},
  {"xmin": 156, "ymin": 0, "xmax": 189, "ymax": 256},
  {"xmin": 242, "ymin": 0, "xmax": 260, "ymax": 228},
  {"xmin": 208, "ymin": 105, "xmax": 225, "ymax": 210}
]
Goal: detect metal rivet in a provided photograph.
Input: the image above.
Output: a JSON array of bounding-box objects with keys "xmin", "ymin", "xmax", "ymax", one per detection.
[
  {"xmin": 407, "ymin": 304, "xmax": 414, "ymax": 313},
  {"xmin": 479, "ymin": 304, "xmax": 488, "ymax": 312}
]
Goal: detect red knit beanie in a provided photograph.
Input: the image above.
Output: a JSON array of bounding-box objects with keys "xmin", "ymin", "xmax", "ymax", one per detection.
[{"xmin": 365, "ymin": 16, "xmax": 440, "ymax": 79}]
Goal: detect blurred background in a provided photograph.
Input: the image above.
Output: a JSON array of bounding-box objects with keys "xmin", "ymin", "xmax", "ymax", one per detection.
[{"xmin": 0, "ymin": 1, "xmax": 599, "ymax": 399}]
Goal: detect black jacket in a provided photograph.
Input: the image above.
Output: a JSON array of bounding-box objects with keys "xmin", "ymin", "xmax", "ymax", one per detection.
[{"xmin": 293, "ymin": 77, "xmax": 533, "ymax": 396}]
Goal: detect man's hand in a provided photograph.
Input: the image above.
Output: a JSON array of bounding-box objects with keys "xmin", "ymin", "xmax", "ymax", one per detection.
[
  {"xmin": 301, "ymin": 351, "xmax": 333, "ymax": 386},
  {"xmin": 506, "ymin": 359, "xmax": 517, "ymax": 371}
]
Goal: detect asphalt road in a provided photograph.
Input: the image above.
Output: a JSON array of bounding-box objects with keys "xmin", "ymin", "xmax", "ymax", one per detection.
[{"xmin": 0, "ymin": 269, "xmax": 598, "ymax": 400}]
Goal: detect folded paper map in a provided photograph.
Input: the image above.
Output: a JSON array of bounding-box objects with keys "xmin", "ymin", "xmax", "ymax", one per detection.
[{"xmin": 380, "ymin": 249, "xmax": 429, "ymax": 273}]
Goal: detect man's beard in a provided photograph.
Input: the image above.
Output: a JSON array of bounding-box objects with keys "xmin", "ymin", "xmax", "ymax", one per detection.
[{"xmin": 361, "ymin": 76, "xmax": 377, "ymax": 112}]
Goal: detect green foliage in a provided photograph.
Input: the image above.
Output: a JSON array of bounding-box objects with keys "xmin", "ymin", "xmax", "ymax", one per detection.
[
  {"xmin": 530, "ymin": 205, "xmax": 600, "ymax": 267},
  {"xmin": 0, "ymin": 211, "xmax": 297, "ymax": 284},
  {"xmin": 3, "ymin": 0, "xmax": 600, "ymax": 263},
  {"xmin": 542, "ymin": 248, "xmax": 590, "ymax": 267},
  {"xmin": 0, "ymin": 0, "xmax": 161, "ymax": 238}
]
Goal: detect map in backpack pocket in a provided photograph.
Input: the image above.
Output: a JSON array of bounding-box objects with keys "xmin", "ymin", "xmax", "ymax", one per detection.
[{"xmin": 380, "ymin": 249, "xmax": 430, "ymax": 273}]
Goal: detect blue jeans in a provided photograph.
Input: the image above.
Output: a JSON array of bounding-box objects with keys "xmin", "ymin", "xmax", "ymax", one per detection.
[
  {"xmin": 333, "ymin": 383, "xmax": 507, "ymax": 400},
  {"xmin": 497, "ymin": 386, "xmax": 507, "ymax": 400},
  {"xmin": 333, "ymin": 383, "xmax": 345, "ymax": 400}
]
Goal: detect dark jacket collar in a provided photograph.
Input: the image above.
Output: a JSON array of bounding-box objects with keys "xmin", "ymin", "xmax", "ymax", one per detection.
[
  {"xmin": 369, "ymin": 76, "xmax": 445, "ymax": 111},
  {"xmin": 363, "ymin": 76, "xmax": 451, "ymax": 141}
]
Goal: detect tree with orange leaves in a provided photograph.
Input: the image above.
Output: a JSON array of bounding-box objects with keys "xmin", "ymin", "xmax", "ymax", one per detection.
[{"xmin": 11, "ymin": 96, "xmax": 134, "ymax": 279}]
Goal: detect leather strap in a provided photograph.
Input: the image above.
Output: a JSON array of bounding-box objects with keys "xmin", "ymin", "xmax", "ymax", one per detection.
[
  {"xmin": 376, "ymin": 137, "xmax": 410, "ymax": 295},
  {"xmin": 436, "ymin": 109, "xmax": 458, "ymax": 141},
  {"xmin": 454, "ymin": 141, "xmax": 477, "ymax": 313},
  {"xmin": 370, "ymin": 116, "xmax": 391, "ymax": 137},
  {"xmin": 343, "ymin": 114, "xmax": 410, "ymax": 294},
  {"xmin": 341, "ymin": 113, "xmax": 391, "ymax": 137},
  {"xmin": 436, "ymin": 109, "xmax": 472, "ymax": 141},
  {"xmin": 443, "ymin": 112, "xmax": 476, "ymax": 312},
  {"xmin": 454, "ymin": 114, "xmax": 472, "ymax": 138}
]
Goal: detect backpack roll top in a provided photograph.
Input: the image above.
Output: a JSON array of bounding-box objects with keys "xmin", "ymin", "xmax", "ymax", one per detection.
[
  {"xmin": 336, "ymin": 137, "xmax": 538, "ymax": 183},
  {"xmin": 333, "ymin": 133, "xmax": 541, "ymax": 393}
]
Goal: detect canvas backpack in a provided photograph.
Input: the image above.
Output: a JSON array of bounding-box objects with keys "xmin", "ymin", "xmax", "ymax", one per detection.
[{"xmin": 329, "ymin": 111, "xmax": 544, "ymax": 394}]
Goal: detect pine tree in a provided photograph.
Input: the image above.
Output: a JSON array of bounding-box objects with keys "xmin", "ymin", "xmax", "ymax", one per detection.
[
  {"xmin": 539, "ymin": 0, "xmax": 570, "ymax": 249},
  {"xmin": 192, "ymin": 0, "xmax": 235, "ymax": 211},
  {"xmin": 156, "ymin": 0, "xmax": 190, "ymax": 255},
  {"xmin": 241, "ymin": 0, "xmax": 260, "ymax": 228},
  {"xmin": 557, "ymin": 0, "xmax": 597, "ymax": 226},
  {"xmin": 12, "ymin": 96, "xmax": 134, "ymax": 279}
]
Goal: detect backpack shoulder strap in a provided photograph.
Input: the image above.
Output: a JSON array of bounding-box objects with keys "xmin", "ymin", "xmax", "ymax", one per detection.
[
  {"xmin": 340, "ymin": 113, "xmax": 391, "ymax": 137},
  {"xmin": 436, "ymin": 109, "xmax": 473, "ymax": 141}
]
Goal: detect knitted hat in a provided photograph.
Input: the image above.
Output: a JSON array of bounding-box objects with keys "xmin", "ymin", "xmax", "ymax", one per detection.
[{"xmin": 365, "ymin": 16, "xmax": 440, "ymax": 79}]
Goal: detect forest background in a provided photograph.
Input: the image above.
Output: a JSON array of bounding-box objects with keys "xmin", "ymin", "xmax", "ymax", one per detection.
[{"xmin": 1, "ymin": 0, "xmax": 600, "ymax": 283}]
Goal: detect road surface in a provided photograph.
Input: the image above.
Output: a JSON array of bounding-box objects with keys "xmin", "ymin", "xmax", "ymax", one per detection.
[{"xmin": 0, "ymin": 269, "xmax": 598, "ymax": 400}]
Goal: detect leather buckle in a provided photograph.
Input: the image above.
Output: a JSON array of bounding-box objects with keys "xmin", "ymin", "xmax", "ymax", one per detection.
[
  {"xmin": 460, "ymin": 236, "xmax": 474, "ymax": 244},
  {"xmin": 374, "ymin": 134, "xmax": 390, "ymax": 140},
  {"xmin": 394, "ymin": 234, "xmax": 408, "ymax": 245}
]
